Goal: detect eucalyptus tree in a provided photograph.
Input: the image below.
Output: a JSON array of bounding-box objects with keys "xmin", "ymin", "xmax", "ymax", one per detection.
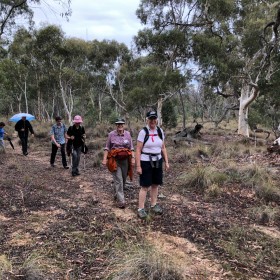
[
  {"xmin": 57, "ymin": 37, "xmax": 92, "ymax": 123},
  {"xmin": 7, "ymin": 27, "xmax": 34, "ymax": 113},
  {"xmin": 135, "ymin": 0, "xmax": 199, "ymax": 127},
  {"xmin": 135, "ymin": 0, "xmax": 280, "ymax": 136},
  {"xmin": 31, "ymin": 25, "xmax": 67, "ymax": 120},
  {"xmin": 0, "ymin": 0, "xmax": 71, "ymax": 40},
  {"xmin": 87, "ymin": 40, "xmax": 132, "ymax": 122},
  {"xmin": 120, "ymin": 55, "xmax": 186, "ymax": 125}
]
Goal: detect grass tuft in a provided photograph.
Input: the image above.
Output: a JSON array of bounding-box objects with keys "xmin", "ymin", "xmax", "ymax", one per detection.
[
  {"xmin": 179, "ymin": 165, "xmax": 227, "ymax": 194},
  {"xmin": 106, "ymin": 245, "xmax": 184, "ymax": 280}
]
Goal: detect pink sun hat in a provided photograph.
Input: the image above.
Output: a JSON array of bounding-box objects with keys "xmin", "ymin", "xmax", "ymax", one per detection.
[{"xmin": 73, "ymin": 115, "xmax": 83, "ymax": 123}]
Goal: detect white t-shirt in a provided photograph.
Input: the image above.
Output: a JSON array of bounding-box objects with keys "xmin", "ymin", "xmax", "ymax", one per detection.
[{"xmin": 137, "ymin": 126, "xmax": 164, "ymax": 161}]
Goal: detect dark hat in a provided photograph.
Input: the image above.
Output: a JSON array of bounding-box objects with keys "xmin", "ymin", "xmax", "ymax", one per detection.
[
  {"xmin": 115, "ymin": 118, "xmax": 125, "ymax": 124},
  {"xmin": 55, "ymin": 116, "xmax": 62, "ymax": 121},
  {"xmin": 0, "ymin": 122, "xmax": 5, "ymax": 127},
  {"xmin": 146, "ymin": 111, "xmax": 158, "ymax": 119}
]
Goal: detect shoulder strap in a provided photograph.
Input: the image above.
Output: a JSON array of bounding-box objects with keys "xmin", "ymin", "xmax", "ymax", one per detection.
[
  {"xmin": 157, "ymin": 126, "xmax": 163, "ymax": 140},
  {"xmin": 143, "ymin": 127, "xmax": 149, "ymax": 147},
  {"xmin": 142, "ymin": 126, "xmax": 162, "ymax": 147}
]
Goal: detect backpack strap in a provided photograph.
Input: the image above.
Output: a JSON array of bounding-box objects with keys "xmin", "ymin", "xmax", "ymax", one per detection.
[
  {"xmin": 157, "ymin": 126, "xmax": 163, "ymax": 140},
  {"xmin": 142, "ymin": 126, "xmax": 163, "ymax": 147},
  {"xmin": 143, "ymin": 127, "xmax": 149, "ymax": 147}
]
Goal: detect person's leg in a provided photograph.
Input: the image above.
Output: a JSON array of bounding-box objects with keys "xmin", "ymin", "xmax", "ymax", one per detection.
[
  {"xmin": 120, "ymin": 159, "xmax": 129, "ymax": 188},
  {"xmin": 20, "ymin": 136, "xmax": 27, "ymax": 155},
  {"xmin": 113, "ymin": 163, "xmax": 125, "ymax": 203},
  {"xmin": 138, "ymin": 160, "xmax": 152, "ymax": 209},
  {"xmin": 60, "ymin": 143, "xmax": 68, "ymax": 167},
  {"xmin": 138, "ymin": 187, "xmax": 149, "ymax": 209},
  {"xmin": 150, "ymin": 159, "xmax": 163, "ymax": 214},
  {"xmin": 25, "ymin": 136, "xmax": 29, "ymax": 154},
  {"xmin": 0, "ymin": 139, "xmax": 4, "ymax": 152},
  {"xmin": 72, "ymin": 148, "xmax": 78, "ymax": 174},
  {"xmin": 76, "ymin": 147, "xmax": 82, "ymax": 174},
  {"xmin": 50, "ymin": 143, "xmax": 58, "ymax": 165},
  {"xmin": 150, "ymin": 185, "xmax": 159, "ymax": 207}
]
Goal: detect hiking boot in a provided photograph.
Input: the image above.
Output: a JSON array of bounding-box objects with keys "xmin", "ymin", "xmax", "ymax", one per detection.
[
  {"xmin": 63, "ymin": 166, "xmax": 69, "ymax": 169},
  {"xmin": 75, "ymin": 171, "xmax": 80, "ymax": 175},
  {"xmin": 72, "ymin": 172, "xmax": 77, "ymax": 177},
  {"xmin": 51, "ymin": 164, "xmax": 55, "ymax": 167},
  {"xmin": 150, "ymin": 204, "xmax": 163, "ymax": 215},
  {"xmin": 118, "ymin": 202, "xmax": 126, "ymax": 209},
  {"xmin": 138, "ymin": 208, "xmax": 148, "ymax": 219}
]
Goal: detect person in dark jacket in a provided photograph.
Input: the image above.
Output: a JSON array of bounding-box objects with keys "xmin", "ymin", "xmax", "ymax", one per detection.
[
  {"xmin": 15, "ymin": 116, "xmax": 34, "ymax": 156},
  {"xmin": 66, "ymin": 115, "xmax": 86, "ymax": 176}
]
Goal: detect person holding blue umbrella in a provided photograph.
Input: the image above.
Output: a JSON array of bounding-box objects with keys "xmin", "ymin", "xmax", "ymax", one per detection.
[{"xmin": 15, "ymin": 115, "xmax": 34, "ymax": 156}]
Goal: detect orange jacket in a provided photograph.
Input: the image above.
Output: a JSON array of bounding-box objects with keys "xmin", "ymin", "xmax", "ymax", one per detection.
[{"xmin": 106, "ymin": 148, "xmax": 133, "ymax": 181}]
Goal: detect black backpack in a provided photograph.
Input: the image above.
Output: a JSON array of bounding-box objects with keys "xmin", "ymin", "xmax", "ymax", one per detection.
[{"xmin": 142, "ymin": 126, "xmax": 163, "ymax": 147}]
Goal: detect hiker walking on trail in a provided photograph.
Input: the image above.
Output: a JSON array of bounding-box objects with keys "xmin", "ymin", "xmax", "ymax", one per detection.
[
  {"xmin": 67, "ymin": 115, "xmax": 86, "ymax": 177},
  {"xmin": 15, "ymin": 116, "xmax": 34, "ymax": 156},
  {"xmin": 0, "ymin": 122, "xmax": 8, "ymax": 151},
  {"xmin": 50, "ymin": 116, "xmax": 69, "ymax": 169},
  {"xmin": 102, "ymin": 118, "xmax": 135, "ymax": 209},
  {"xmin": 136, "ymin": 110, "xmax": 169, "ymax": 219}
]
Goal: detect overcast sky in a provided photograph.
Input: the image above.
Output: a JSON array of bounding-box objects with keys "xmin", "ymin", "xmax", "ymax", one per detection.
[{"xmin": 31, "ymin": 0, "xmax": 143, "ymax": 46}]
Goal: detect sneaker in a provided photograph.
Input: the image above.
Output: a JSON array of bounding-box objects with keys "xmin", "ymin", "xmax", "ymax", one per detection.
[
  {"xmin": 63, "ymin": 166, "xmax": 69, "ymax": 169},
  {"xmin": 118, "ymin": 202, "xmax": 126, "ymax": 209},
  {"xmin": 151, "ymin": 204, "xmax": 163, "ymax": 215},
  {"xmin": 138, "ymin": 208, "xmax": 148, "ymax": 219}
]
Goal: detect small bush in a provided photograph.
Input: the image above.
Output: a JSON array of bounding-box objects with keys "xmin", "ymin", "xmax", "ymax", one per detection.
[
  {"xmin": 0, "ymin": 255, "xmax": 12, "ymax": 279},
  {"xmin": 205, "ymin": 183, "xmax": 222, "ymax": 198},
  {"xmin": 179, "ymin": 165, "xmax": 227, "ymax": 194},
  {"xmin": 255, "ymin": 183, "xmax": 280, "ymax": 203},
  {"xmin": 18, "ymin": 254, "xmax": 46, "ymax": 280},
  {"xmin": 106, "ymin": 245, "xmax": 184, "ymax": 280}
]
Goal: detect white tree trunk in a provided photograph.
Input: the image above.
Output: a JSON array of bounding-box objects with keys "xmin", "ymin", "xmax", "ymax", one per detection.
[
  {"xmin": 238, "ymin": 82, "xmax": 259, "ymax": 137},
  {"xmin": 238, "ymin": 100, "xmax": 249, "ymax": 137},
  {"xmin": 24, "ymin": 79, "xmax": 28, "ymax": 113},
  {"xmin": 157, "ymin": 98, "xmax": 163, "ymax": 126}
]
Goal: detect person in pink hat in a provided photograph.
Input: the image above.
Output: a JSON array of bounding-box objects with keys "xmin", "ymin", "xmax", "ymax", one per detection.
[{"xmin": 66, "ymin": 115, "xmax": 86, "ymax": 176}]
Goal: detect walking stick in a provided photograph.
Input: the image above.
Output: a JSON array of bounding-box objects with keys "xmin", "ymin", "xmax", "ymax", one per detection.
[
  {"xmin": 82, "ymin": 137, "xmax": 87, "ymax": 171},
  {"xmin": 83, "ymin": 153, "xmax": 86, "ymax": 170},
  {"xmin": 7, "ymin": 137, "xmax": 15, "ymax": 149}
]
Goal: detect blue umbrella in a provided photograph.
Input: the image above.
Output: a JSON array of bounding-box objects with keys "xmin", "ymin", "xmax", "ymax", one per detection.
[{"xmin": 9, "ymin": 113, "xmax": 35, "ymax": 122}]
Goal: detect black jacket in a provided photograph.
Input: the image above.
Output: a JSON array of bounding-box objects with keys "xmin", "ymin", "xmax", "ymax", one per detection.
[
  {"xmin": 15, "ymin": 119, "xmax": 34, "ymax": 137},
  {"xmin": 67, "ymin": 125, "xmax": 85, "ymax": 149}
]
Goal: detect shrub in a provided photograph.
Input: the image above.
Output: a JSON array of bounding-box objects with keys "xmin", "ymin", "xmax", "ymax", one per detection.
[
  {"xmin": 106, "ymin": 245, "xmax": 184, "ymax": 280},
  {"xmin": 179, "ymin": 165, "xmax": 227, "ymax": 194}
]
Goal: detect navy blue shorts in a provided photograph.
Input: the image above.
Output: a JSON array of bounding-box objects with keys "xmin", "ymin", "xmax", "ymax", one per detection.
[{"xmin": 139, "ymin": 158, "xmax": 163, "ymax": 187}]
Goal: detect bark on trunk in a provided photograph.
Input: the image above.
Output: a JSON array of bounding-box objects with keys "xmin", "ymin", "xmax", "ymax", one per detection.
[
  {"xmin": 157, "ymin": 98, "xmax": 163, "ymax": 126},
  {"xmin": 238, "ymin": 82, "xmax": 259, "ymax": 137}
]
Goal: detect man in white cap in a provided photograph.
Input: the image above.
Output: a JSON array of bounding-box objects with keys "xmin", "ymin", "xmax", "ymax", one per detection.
[{"xmin": 66, "ymin": 115, "xmax": 86, "ymax": 176}]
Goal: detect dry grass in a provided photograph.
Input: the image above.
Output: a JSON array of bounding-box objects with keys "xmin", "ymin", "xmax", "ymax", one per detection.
[
  {"xmin": 179, "ymin": 165, "xmax": 227, "ymax": 194},
  {"xmin": 106, "ymin": 244, "xmax": 184, "ymax": 280},
  {"xmin": 0, "ymin": 255, "xmax": 12, "ymax": 279}
]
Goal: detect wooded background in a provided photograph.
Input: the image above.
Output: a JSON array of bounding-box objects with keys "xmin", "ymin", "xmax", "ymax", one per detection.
[{"xmin": 1, "ymin": 0, "xmax": 280, "ymax": 137}]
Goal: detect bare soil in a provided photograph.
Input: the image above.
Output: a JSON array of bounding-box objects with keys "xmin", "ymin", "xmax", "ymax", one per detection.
[{"xmin": 0, "ymin": 132, "xmax": 280, "ymax": 279}]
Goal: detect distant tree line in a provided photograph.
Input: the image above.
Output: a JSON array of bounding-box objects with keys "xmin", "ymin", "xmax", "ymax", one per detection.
[{"xmin": 0, "ymin": 0, "xmax": 280, "ymax": 136}]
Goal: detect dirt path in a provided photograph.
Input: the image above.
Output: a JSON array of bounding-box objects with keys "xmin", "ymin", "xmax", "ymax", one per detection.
[
  {"xmin": 0, "ymin": 142, "xmax": 231, "ymax": 279},
  {"xmin": 1, "ymin": 138, "xmax": 280, "ymax": 279}
]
